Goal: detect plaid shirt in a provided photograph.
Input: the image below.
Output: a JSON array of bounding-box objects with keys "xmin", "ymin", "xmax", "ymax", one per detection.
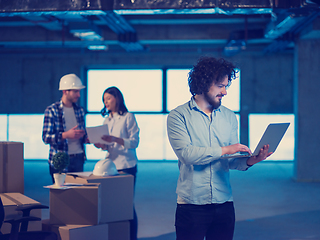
[{"xmin": 42, "ymin": 100, "xmax": 87, "ymax": 164}]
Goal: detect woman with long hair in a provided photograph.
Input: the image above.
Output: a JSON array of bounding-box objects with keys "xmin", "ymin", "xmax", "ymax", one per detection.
[{"xmin": 95, "ymin": 86, "xmax": 139, "ymax": 240}]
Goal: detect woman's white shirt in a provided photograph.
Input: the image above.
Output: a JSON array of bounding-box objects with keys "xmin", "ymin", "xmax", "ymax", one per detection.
[{"xmin": 103, "ymin": 112, "xmax": 140, "ymax": 170}]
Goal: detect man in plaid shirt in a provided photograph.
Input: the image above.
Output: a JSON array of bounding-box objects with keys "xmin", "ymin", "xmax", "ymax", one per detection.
[{"xmin": 42, "ymin": 73, "xmax": 87, "ymax": 183}]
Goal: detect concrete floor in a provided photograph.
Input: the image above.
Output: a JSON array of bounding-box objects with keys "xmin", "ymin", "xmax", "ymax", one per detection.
[{"xmin": 24, "ymin": 161, "xmax": 320, "ymax": 240}]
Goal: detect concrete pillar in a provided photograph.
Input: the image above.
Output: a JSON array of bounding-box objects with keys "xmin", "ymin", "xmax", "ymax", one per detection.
[{"xmin": 294, "ymin": 38, "xmax": 320, "ymax": 181}]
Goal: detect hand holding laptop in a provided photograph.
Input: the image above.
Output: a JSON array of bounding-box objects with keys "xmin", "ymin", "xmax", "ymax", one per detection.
[
  {"xmin": 220, "ymin": 123, "xmax": 290, "ymax": 163},
  {"xmin": 222, "ymin": 142, "xmax": 273, "ymax": 166},
  {"xmin": 246, "ymin": 144, "xmax": 273, "ymax": 166}
]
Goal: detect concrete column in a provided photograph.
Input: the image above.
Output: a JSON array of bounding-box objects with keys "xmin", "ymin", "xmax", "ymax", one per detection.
[{"xmin": 294, "ymin": 38, "xmax": 320, "ymax": 181}]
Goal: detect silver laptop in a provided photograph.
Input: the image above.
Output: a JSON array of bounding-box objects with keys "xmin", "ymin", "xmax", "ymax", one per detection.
[{"xmin": 221, "ymin": 123, "xmax": 290, "ymax": 159}]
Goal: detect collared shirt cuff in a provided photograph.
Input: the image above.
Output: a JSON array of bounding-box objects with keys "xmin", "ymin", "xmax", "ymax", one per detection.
[{"xmin": 236, "ymin": 157, "xmax": 252, "ymax": 171}]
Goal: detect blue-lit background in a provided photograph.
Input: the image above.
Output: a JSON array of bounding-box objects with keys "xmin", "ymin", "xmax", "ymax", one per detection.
[{"xmin": 0, "ymin": 69, "xmax": 294, "ymax": 161}]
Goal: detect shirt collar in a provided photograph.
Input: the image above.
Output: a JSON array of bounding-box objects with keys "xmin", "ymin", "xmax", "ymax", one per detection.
[
  {"xmin": 189, "ymin": 96, "xmax": 221, "ymax": 114},
  {"xmin": 108, "ymin": 112, "xmax": 122, "ymax": 120},
  {"xmin": 59, "ymin": 99, "xmax": 64, "ymax": 109},
  {"xmin": 112, "ymin": 112, "xmax": 119, "ymax": 118}
]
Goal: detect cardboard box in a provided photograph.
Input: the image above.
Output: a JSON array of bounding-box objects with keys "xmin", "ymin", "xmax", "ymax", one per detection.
[
  {"xmin": 42, "ymin": 219, "xmax": 108, "ymax": 240},
  {"xmin": 0, "ymin": 192, "xmax": 42, "ymax": 234},
  {"xmin": 44, "ymin": 223, "xmax": 108, "ymax": 240},
  {"xmin": 108, "ymin": 221, "xmax": 130, "ymax": 240},
  {"xmin": 49, "ymin": 184, "xmax": 101, "ymax": 225},
  {"xmin": 65, "ymin": 173, "xmax": 134, "ymax": 223},
  {"xmin": 0, "ymin": 141, "xmax": 24, "ymax": 194},
  {"xmin": 43, "ymin": 219, "xmax": 128, "ymax": 240}
]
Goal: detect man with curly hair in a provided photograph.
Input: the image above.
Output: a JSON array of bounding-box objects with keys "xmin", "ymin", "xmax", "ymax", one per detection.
[{"xmin": 167, "ymin": 56, "xmax": 272, "ymax": 240}]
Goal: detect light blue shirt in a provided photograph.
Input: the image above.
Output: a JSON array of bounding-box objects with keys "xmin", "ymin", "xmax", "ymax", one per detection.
[{"xmin": 167, "ymin": 97, "xmax": 249, "ymax": 205}]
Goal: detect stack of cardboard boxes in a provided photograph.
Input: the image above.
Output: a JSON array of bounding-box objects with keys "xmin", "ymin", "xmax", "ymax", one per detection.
[
  {"xmin": 0, "ymin": 141, "xmax": 134, "ymax": 240},
  {"xmin": 0, "ymin": 141, "xmax": 43, "ymax": 234},
  {"xmin": 44, "ymin": 172, "xmax": 134, "ymax": 240}
]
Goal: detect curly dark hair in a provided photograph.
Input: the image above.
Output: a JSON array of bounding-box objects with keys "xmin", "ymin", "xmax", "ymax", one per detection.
[
  {"xmin": 100, "ymin": 86, "xmax": 128, "ymax": 117},
  {"xmin": 188, "ymin": 56, "xmax": 237, "ymax": 96}
]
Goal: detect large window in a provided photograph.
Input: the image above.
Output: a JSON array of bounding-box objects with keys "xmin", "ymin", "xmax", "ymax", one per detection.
[
  {"xmin": 167, "ymin": 69, "xmax": 191, "ymax": 111},
  {"xmin": 3, "ymin": 114, "xmax": 49, "ymax": 159},
  {"xmin": 87, "ymin": 70, "xmax": 163, "ymax": 112}
]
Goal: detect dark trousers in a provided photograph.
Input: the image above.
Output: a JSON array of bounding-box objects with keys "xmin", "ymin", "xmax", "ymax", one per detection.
[
  {"xmin": 175, "ymin": 202, "xmax": 235, "ymax": 240},
  {"xmin": 49, "ymin": 153, "xmax": 85, "ymax": 184},
  {"xmin": 119, "ymin": 165, "xmax": 138, "ymax": 240}
]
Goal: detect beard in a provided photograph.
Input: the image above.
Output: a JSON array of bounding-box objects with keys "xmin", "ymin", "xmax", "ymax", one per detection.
[
  {"xmin": 66, "ymin": 94, "xmax": 79, "ymax": 103},
  {"xmin": 204, "ymin": 92, "xmax": 222, "ymax": 110},
  {"xmin": 68, "ymin": 96, "xmax": 79, "ymax": 103}
]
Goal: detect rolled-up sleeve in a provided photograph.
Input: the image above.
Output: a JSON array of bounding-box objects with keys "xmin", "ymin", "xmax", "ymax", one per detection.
[{"xmin": 228, "ymin": 157, "xmax": 250, "ymax": 171}]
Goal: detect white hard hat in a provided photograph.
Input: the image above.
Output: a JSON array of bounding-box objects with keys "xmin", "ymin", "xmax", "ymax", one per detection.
[
  {"xmin": 59, "ymin": 74, "xmax": 85, "ymax": 90},
  {"xmin": 93, "ymin": 159, "xmax": 118, "ymax": 177}
]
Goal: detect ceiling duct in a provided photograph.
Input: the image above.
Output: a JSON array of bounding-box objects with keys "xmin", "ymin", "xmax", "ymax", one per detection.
[
  {"xmin": 224, "ymin": 29, "xmax": 264, "ymax": 56},
  {"xmin": 21, "ymin": 14, "xmax": 62, "ymax": 31},
  {"xmin": 0, "ymin": 0, "xmax": 318, "ymax": 54},
  {"xmin": 98, "ymin": 11, "xmax": 135, "ymax": 34},
  {"xmin": 264, "ymin": 13, "xmax": 307, "ymax": 39},
  {"xmin": 68, "ymin": 21, "xmax": 103, "ymax": 40},
  {"xmin": 264, "ymin": 10, "xmax": 320, "ymax": 53},
  {"xmin": 114, "ymin": 0, "xmax": 273, "ymax": 15},
  {"xmin": 0, "ymin": 0, "xmax": 145, "ymax": 52},
  {"xmin": 303, "ymin": 0, "xmax": 320, "ymax": 6},
  {"xmin": 98, "ymin": 11, "xmax": 145, "ymax": 51}
]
